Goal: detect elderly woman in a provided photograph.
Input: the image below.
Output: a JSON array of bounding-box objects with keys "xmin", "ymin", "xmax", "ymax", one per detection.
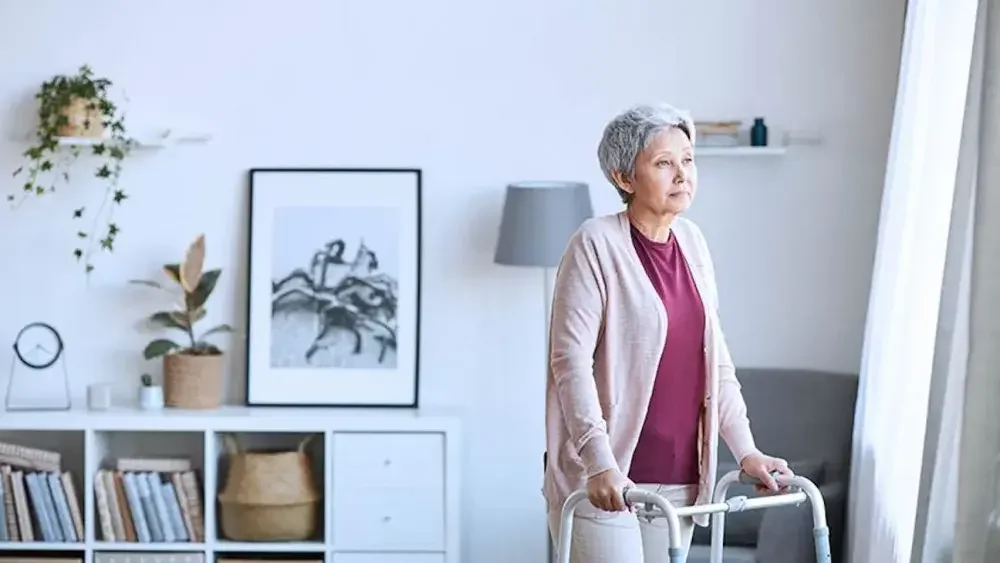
[{"xmin": 543, "ymin": 102, "xmax": 793, "ymax": 562}]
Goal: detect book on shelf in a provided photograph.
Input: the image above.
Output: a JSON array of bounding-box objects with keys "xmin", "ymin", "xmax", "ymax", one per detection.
[
  {"xmin": 0, "ymin": 441, "xmax": 61, "ymax": 473},
  {"xmin": 0, "ymin": 439, "xmax": 84, "ymax": 543},
  {"xmin": 116, "ymin": 458, "xmax": 192, "ymax": 474},
  {"xmin": 95, "ymin": 459, "xmax": 204, "ymax": 544}
]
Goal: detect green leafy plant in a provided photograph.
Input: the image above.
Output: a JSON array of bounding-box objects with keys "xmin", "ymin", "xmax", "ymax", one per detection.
[
  {"xmin": 10, "ymin": 64, "xmax": 135, "ymax": 274},
  {"xmin": 130, "ymin": 234, "xmax": 233, "ymax": 360},
  {"xmin": 140, "ymin": 373, "xmax": 154, "ymax": 387}
]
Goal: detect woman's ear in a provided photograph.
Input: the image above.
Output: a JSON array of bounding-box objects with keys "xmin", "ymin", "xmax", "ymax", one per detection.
[{"xmin": 611, "ymin": 171, "xmax": 633, "ymax": 196}]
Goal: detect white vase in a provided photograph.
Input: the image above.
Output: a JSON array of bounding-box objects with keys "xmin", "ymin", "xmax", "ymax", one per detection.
[{"xmin": 138, "ymin": 386, "xmax": 164, "ymax": 410}]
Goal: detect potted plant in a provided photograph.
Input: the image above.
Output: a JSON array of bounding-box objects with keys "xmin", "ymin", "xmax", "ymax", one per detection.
[
  {"xmin": 130, "ymin": 234, "xmax": 232, "ymax": 409},
  {"xmin": 137, "ymin": 374, "xmax": 164, "ymax": 410},
  {"xmin": 10, "ymin": 64, "xmax": 135, "ymax": 275}
]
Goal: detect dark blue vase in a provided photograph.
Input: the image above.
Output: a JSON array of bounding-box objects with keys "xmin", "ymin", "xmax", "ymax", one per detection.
[{"xmin": 750, "ymin": 117, "xmax": 768, "ymax": 147}]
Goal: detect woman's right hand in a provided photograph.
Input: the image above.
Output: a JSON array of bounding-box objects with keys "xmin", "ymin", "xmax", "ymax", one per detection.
[{"xmin": 586, "ymin": 468, "xmax": 632, "ymax": 512}]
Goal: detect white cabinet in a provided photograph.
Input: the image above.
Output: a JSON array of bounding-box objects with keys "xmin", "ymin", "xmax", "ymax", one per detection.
[{"xmin": 332, "ymin": 432, "xmax": 448, "ymax": 553}]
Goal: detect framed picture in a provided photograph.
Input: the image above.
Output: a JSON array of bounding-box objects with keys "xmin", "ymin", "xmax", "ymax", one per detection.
[{"xmin": 245, "ymin": 168, "xmax": 421, "ymax": 408}]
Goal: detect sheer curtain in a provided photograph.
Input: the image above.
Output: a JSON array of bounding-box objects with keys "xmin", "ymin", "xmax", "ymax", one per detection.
[
  {"xmin": 910, "ymin": 1, "xmax": 992, "ymax": 561},
  {"xmin": 951, "ymin": 0, "xmax": 1000, "ymax": 560},
  {"xmin": 845, "ymin": 0, "xmax": 980, "ymax": 561}
]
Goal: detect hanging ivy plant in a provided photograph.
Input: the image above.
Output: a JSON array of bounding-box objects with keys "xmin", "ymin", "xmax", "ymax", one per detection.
[{"xmin": 10, "ymin": 64, "xmax": 135, "ymax": 274}]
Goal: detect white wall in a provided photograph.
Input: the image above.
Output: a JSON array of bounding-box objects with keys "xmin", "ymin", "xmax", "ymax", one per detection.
[{"xmin": 0, "ymin": 0, "xmax": 904, "ymax": 561}]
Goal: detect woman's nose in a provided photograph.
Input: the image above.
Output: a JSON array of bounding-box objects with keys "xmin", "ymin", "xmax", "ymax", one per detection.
[{"xmin": 674, "ymin": 168, "xmax": 686, "ymax": 183}]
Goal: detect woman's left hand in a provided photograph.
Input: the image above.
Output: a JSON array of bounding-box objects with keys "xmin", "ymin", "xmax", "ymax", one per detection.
[{"xmin": 739, "ymin": 452, "xmax": 794, "ymax": 494}]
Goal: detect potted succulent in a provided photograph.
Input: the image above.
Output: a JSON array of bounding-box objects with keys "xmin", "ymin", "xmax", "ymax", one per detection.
[
  {"xmin": 9, "ymin": 64, "xmax": 135, "ymax": 274},
  {"xmin": 130, "ymin": 234, "xmax": 232, "ymax": 409},
  {"xmin": 137, "ymin": 374, "xmax": 164, "ymax": 411}
]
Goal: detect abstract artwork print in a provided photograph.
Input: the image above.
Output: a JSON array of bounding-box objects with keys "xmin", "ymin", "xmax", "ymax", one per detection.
[{"xmin": 246, "ymin": 168, "xmax": 420, "ymax": 407}]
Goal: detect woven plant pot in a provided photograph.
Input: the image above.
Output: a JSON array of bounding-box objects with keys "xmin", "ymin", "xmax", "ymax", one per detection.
[
  {"xmin": 57, "ymin": 96, "xmax": 104, "ymax": 138},
  {"xmin": 163, "ymin": 353, "xmax": 224, "ymax": 409},
  {"xmin": 218, "ymin": 434, "xmax": 320, "ymax": 542}
]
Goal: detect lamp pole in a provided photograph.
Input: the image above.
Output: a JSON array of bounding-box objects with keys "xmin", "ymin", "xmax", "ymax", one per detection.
[{"xmin": 492, "ymin": 181, "xmax": 592, "ymax": 563}]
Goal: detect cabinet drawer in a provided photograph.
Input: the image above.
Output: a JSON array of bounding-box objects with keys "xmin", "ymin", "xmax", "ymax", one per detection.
[
  {"xmin": 333, "ymin": 554, "xmax": 444, "ymax": 563},
  {"xmin": 333, "ymin": 486, "xmax": 445, "ymax": 551},
  {"xmin": 332, "ymin": 432, "xmax": 444, "ymax": 489}
]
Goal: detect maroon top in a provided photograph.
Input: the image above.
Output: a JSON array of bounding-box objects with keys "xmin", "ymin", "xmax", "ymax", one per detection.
[{"xmin": 627, "ymin": 224, "xmax": 707, "ymax": 485}]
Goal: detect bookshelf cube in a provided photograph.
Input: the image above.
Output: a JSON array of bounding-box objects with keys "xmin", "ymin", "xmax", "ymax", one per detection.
[
  {"xmin": 0, "ymin": 429, "xmax": 86, "ymax": 545},
  {"xmin": 91, "ymin": 431, "xmax": 206, "ymax": 547},
  {"xmin": 216, "ymin": 551, "xmax": 324, "ymax": 563},
  {"xmin": 212, "ymin": 431, "xmax": 325, "ymax": 547}
]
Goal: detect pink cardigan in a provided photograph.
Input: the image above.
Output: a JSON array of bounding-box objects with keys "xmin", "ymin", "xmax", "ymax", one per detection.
[{"xmin": 543, "ymin": 211, "xmax": 760, "ymax": 525}]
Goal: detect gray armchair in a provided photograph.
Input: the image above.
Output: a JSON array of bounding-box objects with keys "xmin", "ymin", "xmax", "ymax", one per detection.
[{"xmin": 686, "ymin": 368, "xmax": 858, "ymax": 563}]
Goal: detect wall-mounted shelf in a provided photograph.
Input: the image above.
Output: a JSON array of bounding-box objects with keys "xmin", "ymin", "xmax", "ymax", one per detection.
[
  {"xmin": 56, "ymin": 131, "xmax": 212, "ymax": 149},
  {"xmin": 695, "ymin": 146, "xmax": 787, "ymax": 157},
  {"xmin": 12, "ymin": 130, "xmax": 212, "ymax": 149}
]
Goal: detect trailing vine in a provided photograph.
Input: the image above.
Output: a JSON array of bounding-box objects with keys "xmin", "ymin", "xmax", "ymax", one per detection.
[{"xmin": 9, "ymin": 64, "xmax": 134, "ymax": 274}]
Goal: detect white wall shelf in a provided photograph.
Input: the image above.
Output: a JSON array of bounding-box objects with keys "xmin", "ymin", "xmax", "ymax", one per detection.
[
  {"xmin": 695, "ymin": 146, "xmax": 787, "ymax": 156},
  {"xmin": 11, "ymin": 130, "xmax": 213, "ymax": 149},
  {"xmin": 56, "ymin": 131, "xmax": 212, "ymax": 149},
  {"xmin": 0, "ymin": 406, "xmax": 462, "ymax": 563}
]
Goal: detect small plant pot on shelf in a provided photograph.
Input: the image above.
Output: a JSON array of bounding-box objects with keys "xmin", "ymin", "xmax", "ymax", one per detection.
[
  {"xmin": 164, "ymin": 353, "xmax": 224, "ymax": 410},
  {"xmin": 218, "ymin": 434, "xmax": 320, "ymax": 542},
  {"xmin": 138, "ymin": 385, "xmax": 164, "ymax": 410},
  {"xmin": 57, "ymin": 96, "xmax": 105, "ymax": 138}
]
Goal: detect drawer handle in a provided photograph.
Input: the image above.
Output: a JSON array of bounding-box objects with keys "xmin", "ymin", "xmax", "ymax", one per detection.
[
  {"xmin": 384, "ymin": 459, "xmax": 392, "ymax": 466},
  {"xmin": 382, "ymin": 515, "xmax": 392, "ymax": 523}
]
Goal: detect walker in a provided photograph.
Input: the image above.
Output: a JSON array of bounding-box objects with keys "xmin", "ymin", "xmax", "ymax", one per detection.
[{"xmin": 556, "ymin": 469, "xmax": 832, "ymax": 563}]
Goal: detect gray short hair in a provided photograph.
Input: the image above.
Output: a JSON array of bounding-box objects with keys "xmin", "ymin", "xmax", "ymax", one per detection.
[{"xmin": 597, "ymin": 103, "xmax": 696, "ymax": 204}]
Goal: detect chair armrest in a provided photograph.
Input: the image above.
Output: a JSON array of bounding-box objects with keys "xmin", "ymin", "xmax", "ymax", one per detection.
[{"xmin": 754, "ymin": 481, "xmax": 847, "ymax": 563}]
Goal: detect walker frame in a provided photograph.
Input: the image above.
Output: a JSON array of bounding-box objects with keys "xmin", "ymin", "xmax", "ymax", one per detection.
[{"xmin": 555, "ymin": 469, "xmax": 832, "ymax": 563}]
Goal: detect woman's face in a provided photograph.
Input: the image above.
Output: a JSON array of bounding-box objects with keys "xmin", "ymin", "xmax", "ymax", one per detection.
[{"xmin": 616, "ymin": 126, "xmax": 697, "ymax": 216}]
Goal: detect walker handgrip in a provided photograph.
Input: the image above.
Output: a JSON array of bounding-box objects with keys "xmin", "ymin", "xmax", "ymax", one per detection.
[
  {"xmin": 621, "ymin": 486, "xmax": 686, "ymax": 562},
  {"xmin": 737, "ymin": 470, "xmax": 782, "ymax": 486},
  {"xmin": 621, "ymin": 485, "xmax": 649, "ymax": 507}
]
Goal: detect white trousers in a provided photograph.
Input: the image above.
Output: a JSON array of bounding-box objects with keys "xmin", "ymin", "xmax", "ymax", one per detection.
[{"xmin": 547, "ymin": 484, "xmax": 698, "ymax": 563}]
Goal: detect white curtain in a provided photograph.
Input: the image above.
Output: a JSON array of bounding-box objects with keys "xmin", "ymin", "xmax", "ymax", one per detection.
[
  {"xmin": 845, "ymin": 0, "xmax": 981, "ymax": 561},
  {"xmin": 951, "ymin": 0, "xmax": 1000, "ymax": 560},
  {"xmin": 907, "ymin": 0, "xmax": 999, "ymax": 560},
  {"xmin": 911, "ymin": 1, "xmax": 989, "ymax": 561}
]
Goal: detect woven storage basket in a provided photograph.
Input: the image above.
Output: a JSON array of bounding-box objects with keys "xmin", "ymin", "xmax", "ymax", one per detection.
[
  {"xmin": 57, "ymin": 96, "xmax": 104, "ymax": 138},
  {"xmin": 218, "ymin": 434, "xmax": 320, "ymax": 542},
  {"xmin": 163, "ymin": 353, "xmax": 224, "ymax": 409}
]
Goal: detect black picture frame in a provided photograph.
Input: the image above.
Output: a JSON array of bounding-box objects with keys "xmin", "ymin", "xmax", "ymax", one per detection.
[{"xmin": 245, "ymin": 167, "xmax": 422, "ymax": 408}]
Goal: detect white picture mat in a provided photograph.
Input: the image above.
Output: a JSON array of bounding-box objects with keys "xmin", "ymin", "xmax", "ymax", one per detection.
[{"xmin": 247, "ymin": 169, "xmax": 419, "ymax": 406}]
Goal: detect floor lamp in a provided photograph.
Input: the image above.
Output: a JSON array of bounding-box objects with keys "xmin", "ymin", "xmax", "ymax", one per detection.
[{"xmin": 493, "ymin": 181, "xmax": 594, "ymax": 562}]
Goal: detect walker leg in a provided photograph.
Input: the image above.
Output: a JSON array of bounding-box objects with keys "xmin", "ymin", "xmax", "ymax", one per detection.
[
  {"xmin": 715, "ymin": 470, "xmax": 833, "ymax": 563},
  {"xmin": 558, "ymin": 488, "xmax": 688, "ymax": 562},
  {"xmin": 708, "ymin": 488, "xmax": 731, "ymax": 563},
  {"xmin": 814, "ymin": 525, "xmax": 832, "ymax": 562}
]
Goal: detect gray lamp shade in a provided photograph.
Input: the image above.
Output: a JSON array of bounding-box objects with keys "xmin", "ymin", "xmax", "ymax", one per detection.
[{"xmin": 494, "ymin": 181, "xmax": 594, "ymax": 268}]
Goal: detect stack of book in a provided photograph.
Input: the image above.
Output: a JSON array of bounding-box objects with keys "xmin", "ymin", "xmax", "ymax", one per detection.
[
  {"xmin": 95, "ymin": 458, "xmax": 204, "ymax": 544},
  {"xmin": 0, "ymin": 440, "xmax": 84, "ymax": 543},
  {"xmin": 694, "ymin": 120, "xmax": 743, "ymax": 147}
]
